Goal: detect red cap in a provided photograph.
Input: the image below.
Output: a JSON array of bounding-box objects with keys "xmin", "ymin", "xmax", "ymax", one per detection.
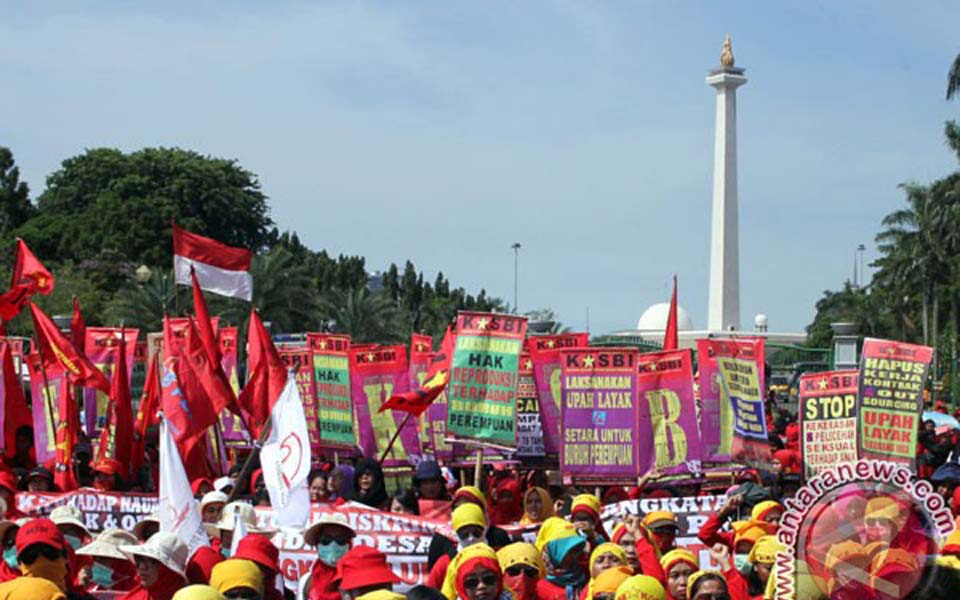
[
  {"xmin": 234, "ymin": 533, "xmax": 279, "ymax": 573},
  {"xmin": 0, "ymin": 470, "xmax": 18, "ymax": 495},
  {"xmin": 93, "ymin": 458, "xmax": 123, "ymax": 476},
  {"xmin": 186, "ymin": 546, "xmax": 224, "ymax": 584},
  {"xmin": 336, "ymin": 546, "xmax": 400, "ymax": 591},
  {"xmin": 16, "ymin": 518, "xmax": 66, "ymax": 553}
]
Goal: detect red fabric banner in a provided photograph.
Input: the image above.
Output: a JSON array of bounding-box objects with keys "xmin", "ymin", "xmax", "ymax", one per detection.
[
  {"xmin": 82, "ymin": 327, "xmax": 139, "ymax": 436},
  {"xmin": 351, "ymin": 344, "xmax": 419, "ymax": 467}
]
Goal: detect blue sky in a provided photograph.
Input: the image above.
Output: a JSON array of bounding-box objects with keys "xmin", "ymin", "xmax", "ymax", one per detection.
[{"xmin": 2, "ymin": 1, "xmax": 958, "ymax": 336}]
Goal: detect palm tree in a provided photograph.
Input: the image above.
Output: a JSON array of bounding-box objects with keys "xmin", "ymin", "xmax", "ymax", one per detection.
[
  {"xmin": 319, "ymin": 287, "xmax": 403, "ymax": 343},
  {"xmin": 102, "ymin": 268, "xmax": 176, "ymax": 332},
  {"xmin": 948, "ymin": 53, "xmax": 960, "ymax": 100}
]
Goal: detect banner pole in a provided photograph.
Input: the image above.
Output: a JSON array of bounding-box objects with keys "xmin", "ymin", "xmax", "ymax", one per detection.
[
  {"xmin": 225, "ymin": 420, "xmax": 272, "ymax": 504},
  {"xmin": 378, "ymin": 412, "xmax": 412, "ymax": 464},
  {"xmin": 473, "ymin": 446, "xmax": 483, "ymax": 489}
]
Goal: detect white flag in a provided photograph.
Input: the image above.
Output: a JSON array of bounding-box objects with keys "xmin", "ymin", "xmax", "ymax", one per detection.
[
  {"xmin": 158, "ymin": 418, "xmax": 209, "ymax": 554},
  {"xmin": 260, "ymin": 376, "xmax": 311, "ymax": 528},
  {"xmin": 230, "ymin": 511, "xmax": 248, "ymax": 556}
]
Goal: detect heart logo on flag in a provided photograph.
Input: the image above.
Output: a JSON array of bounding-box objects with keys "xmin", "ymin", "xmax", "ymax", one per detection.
[{"xmin": 279, "ymin": 431, "xmax": 304, "ymax": 489}]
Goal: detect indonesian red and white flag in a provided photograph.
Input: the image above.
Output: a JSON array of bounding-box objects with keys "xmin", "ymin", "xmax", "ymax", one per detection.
[
  {"xmin": 173, "ymin": 224, "xmax": 253, "ymax": 301},
  {"xmin": 260, "ymin": 376, "xmax": 311, "ymax": 528},
  {"xmin": 158, "ymin": 417, "xmax": 209, "ymax": 554}
]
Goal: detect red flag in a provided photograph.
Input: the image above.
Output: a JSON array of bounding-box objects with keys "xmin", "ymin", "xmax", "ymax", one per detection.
[
  {"xmin": 237, "ymin": 310, "xmax": 287, "ymax": 439},
  {"xmin": 166, "ymin": 319, "xmax": 234, "ymax": 455},
  {"xmin": 380, "ymin": 328, "xmax": 455, "ymax": 416},
  {"xmin": 663, "ymin": 275, "xmax": 679, "ymax": 351},
  {"xmin": 0, "ymin": 240, "xmax": 55, "ymax": 321},
  {"xmin": 0, "ymin": 340, "xmax": 31, "ymax": 458},
  {"xmin": 191, "ymin": 268, "xmax": 220, "ymax": 366},
  {"xmin": 54, "ymin": 384, "xmax": 79, "ymax": 492},
  {"xmin": 29, "ymin": 302, "xmax": 110, "ymax": 393},
  {"xmin": 71, "ymin": 296, "xmax": 86, "ymax": 353},
  {"xmin": 94, "ymin": 332, "xmax": 134, "ymax": 478},
  {"xmin": 131, "ymin": 354, "xmax": 160, "ymax": 477}
]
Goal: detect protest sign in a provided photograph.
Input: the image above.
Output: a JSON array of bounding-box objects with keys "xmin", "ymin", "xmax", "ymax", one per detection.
[
  {"xmin": 696, "ymin": 339, "xmax": 734, "ymax": 462},
  {"xmin": 279, "ymin": 347, "xmax": 322, "ymax": 454},
  {"xmin": 799, "ymin": 370, "xmax": 859, "ymax": 479},
  {"xmin": 409, "ymin": 334, "xmax": 434, "ymax": 454},
  {"xmin": 218, "ymin": 326, "xmax": 248, "ymax": 444},
  {"xmin": 82, "ymin": 327, "xmax": 139, "ymax": 436},
  {"xmin": 516, "ymin": 354, "xmax": 545, "ymax": 457},
  {"xmin": 636, "ymin": 349, "xmax": 702, "ymax": 475},
  {"xmin": 307, "ymin": 334, "xmax": 356, "ymax": 449},
  {"xmin": 857, "ymin": 338, "xmax": 933, "ymax": 468},
  {"xmin": 27, "ymin": 354, "xmax": 69, "ymax": 465},
  {"xmin": 528, "ymin": 333, "xmax": 589, "ymax": 456},
  {"xmin": 560, "ymin": 348, "xmax": 639, "ymax": 483},
  {"xmin": 351, "ymin": 344, "xmax": 420, "ymax": 466},
  {"xmin": 710, "ymin": 338, "xmax": 771, "ymax": 467},
  {"xmin": 19, "ymin": 490, "xmax": 158, "ymax": 533},
  {"xmin": 447, "ymin": 312, "xmax": 527, "ymax": 447}
]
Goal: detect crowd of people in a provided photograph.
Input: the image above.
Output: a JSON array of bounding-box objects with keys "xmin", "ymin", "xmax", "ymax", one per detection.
[{"xmin": 0, "ymin": 402, "xmax": 958, "ymax": 599}]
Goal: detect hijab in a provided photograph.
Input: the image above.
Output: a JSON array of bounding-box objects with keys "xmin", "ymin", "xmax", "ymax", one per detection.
[
  {"xmin": 497, "ymin": 543, "xmax": 545, "ymax": 600},
  {"xmin": 487, "ymin": 477, "xmax": 523, "ymax": 526},
  {"xmin": 584, "ymin": 544, "xmax": 630, "ymax": 600},
  {"xmin": 353, "ymin": 459, "xmax": 388, "ymax": 509},
  {"xmin": 331, "ymin": 466, "xmax": 355, "ymax": 501},
  {"xmin": 451, "ymin": 544, "xmax": 503, "ymax": 600},
  {"xmin": 120, "ymin": 563, "xmax": 185, "ymax": 600},
  {"xmin": 519, "ymin": 487, "xmax": 554, "ymax": 525}
]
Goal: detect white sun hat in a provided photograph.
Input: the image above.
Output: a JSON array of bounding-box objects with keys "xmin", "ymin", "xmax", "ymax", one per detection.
[
  {"xmin": 199, "ymin": 491, "xmax": 229, "ymax": 512},
  {"xmin": 205, "ymin": 501, "xmax": 275, "ymax": 538},
  {"xmin": 303, "ymin": 512, "xmax": 356, "ymax": 547},
  {"xmin": 50, "ymin": 505, "xmax": 91, "ymax": 538},
  {"xmin": 133, "ymin": 509, "xmax": 162, "ymax": 541},
  {"xmin": 76, "ymin": 529, "xmax": 138, "ymax": 561},
  {"xmin": 119, "ymin": 531, "xmax": 188, "ymax": 577}
]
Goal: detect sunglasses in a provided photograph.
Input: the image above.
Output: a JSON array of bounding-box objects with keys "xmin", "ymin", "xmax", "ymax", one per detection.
[
  {"xmin": 464, "ymin": 573, "xmax": 499, "ymax": 589},
  {"xmin": 317, "ymin": 535, "xmax": 352, "ymax": 546},
  {"xmin": 505, "ymin": 566, "xmax": 539, "ymax": 578},
  {"xmin": 19, "ymin": 544, "xmax": 64, "ymax": 565},
  {"xmin": 224, "ymin": 589, "xmax": 261, "ymax": 600}
]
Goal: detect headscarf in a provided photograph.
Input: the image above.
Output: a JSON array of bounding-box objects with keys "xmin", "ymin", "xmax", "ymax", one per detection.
[
  {"xmin": 747, "ymin": 536, "xmax": 783, "ymax": 565},
  {"xmin": 186, "ymin": 546, "xmax": 224, "ymax": 585},
  {"xmin": 353, "ymin": 459, "xmax": 388, "ymax": 509},
  {"xmin": 441, "ymin": 544, "xmax": 502, "ymax": 600},
  {"xmin": 124, "ymin": 562, "xmax": 186, "ymax": 600},
  {"xmin": 454, "ymin": 486, "xmax": 487, "ymax": 508},
  {"xmin": 545, "ymin": 530, "xmax": 588, "ymax": 589},
  {"xmin": 498, "ymin": 542, "xmax": 545, "ymax": 600},
  {"xmin": 732, "ymin": 521, "xmax": 770, "ymax": 549},
  {"xmin": 172, "ymin": 585, "xmax": 226, "ymax": 600},
  {"xmin": 571, "ymin": 494, "xmax": 608, "ymax": 540},
  {"xmin": 614, "ymin": 574, "xmax": 666, "ymax": 600},
  {"xmin": 593, "ymin": 566, "xmax": 633, "ymax": 596},
  {"xmin": 685, "ymin": 571, "xmax": 723, "ymax": 600},
  {"xmin": 488, "ymin": 477, "xmax": 523, "ymax": 526},
  {"xmin": 331, "ymin": 465, "xmax": 355, "ymax": 501},
  {"xmin": 589, "ymin": 543, "xmax": 629, "ymax": 575},
  {"xmin": 0, "ymin": 576, "xmax": 67, "ymax": 600},
  {"xmin": 750, "ymin": 501, "xmax": 783, "ymax": 524},
  {"xmin": 209, "ymin": 559, "xmax": 263, "ymax": 596},
  {"xmin": 519, "ymin": 487, "xmax": 554, "ymax": 525},
  {"xmin": 536, "ymin": 517, "xmax": 579, "ymax": 553},
  {"xmin": 659, "ymin": 549, "xmax": 697, "ymax": 576}
]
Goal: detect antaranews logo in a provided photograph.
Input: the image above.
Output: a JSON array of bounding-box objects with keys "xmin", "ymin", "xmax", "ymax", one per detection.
[{"xmin": 774, "ymin": 459, "xmax": 954, "ymax": 600}]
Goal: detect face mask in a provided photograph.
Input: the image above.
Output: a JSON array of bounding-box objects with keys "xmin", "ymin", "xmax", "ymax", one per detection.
[
  {"xmin": 64, "ymin": 535, "xmax": 82, "ymax": 551},
  {"xmin": 220, "ymin": 546, "xmax": 232, "ymax": 559},
  {"xmin": 504, "ymin": 573, "xmax": 538, "ymax": 600},
  {"xmin": 733, "ymin": 554, "xmax": 750, "ymax": 572},
  {"xmin": 2, "ymin": 547, "xmax": 16, "ymax": 569},
  {"xmin": 317, "ymin": 541, "xmax": 349, "ymax": 567},
  {"xmin": 458, "ymin": 533, "xmax": 484, "ymax": 549},
  {"xmin": 91, "ymin": 562, "xmax": 114, "ymax": 588},
  {"xmin": 21, "ymin": 555, "xmax": 67, "ymax": 591}
]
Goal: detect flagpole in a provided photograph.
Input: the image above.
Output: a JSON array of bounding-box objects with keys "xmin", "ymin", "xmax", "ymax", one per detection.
[
  {"xmin": 378, "ymin": 412, "xmax": 412, "ymax": 464},
  {"xmin": 225, "ymin": 421, "xmax": 272, "ymax": 504}
]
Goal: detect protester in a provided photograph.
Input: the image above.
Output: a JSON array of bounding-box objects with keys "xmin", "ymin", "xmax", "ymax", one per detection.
[
  {"xmin": 118, "ymin": 531, "xmax": 188, "ymax": 600},
  {"xmin": 352, "ymin": 459, "xmax": 388, "ymax": 510},
  {"xmin": 444, "ymin": 543, "xmax": 509, "ymax": 600},
  {"xmin": 487, "ymin": 474, "xmax": 523, "ymax": 526},
  {"xmin": 335, "ymin": 546, "xmax": 400, "ymax": 600},
  {"xmin": 612, "ymin": 574, "xmax": 666, "ymax": 600},
  {"xmin": 3, "ymin": 518, "xmax": 70, "ymax": 593},
  {"xmin": 519, "ymin": 488, "xmax": 554, "ymax": 525},
  {"xmin": 206, "ymin": 503, "xmax": 272, "ymax": 556},
  {"xmin": 92, "ymin": 459, "xmax": 124, "ymax": 491},
  {"xmin": 134, "ymin": 511, "xmax": 161, "ymax": 543},
  {"xmin": 209, "ymin": 559, "xmax": 263, "ymax": 600},
  {"xmin": 414, "ymin": 461, "xmax": 450, "ymax": 501},
  {"xmin": 427, "ymin": 503, "xmax": 491, "ymax": 589},
  {"xmin": 75, "ymin": 529, "xmax": 139, "ymax": 592},
  {"xmin": 172, "ymin": 585, "xmax": 226, "ymax": 600},
  {"xmin": 0, "ymin": 472, "xmax": 24, "ymax": 520},
  {"xmin": 50, "ymin": 507, "xmax": 91, "ymax": 552},
  {"xmin": 684, "ymin": 571, "xmax": 729, "ymax": 600},
  {"xmin": 233, "ymin": 534, "xmax": 282, "ymax": 600},
  {"xmin": 300, "ymin": 513, "xmax": 356, "ymax": 600},
  {"xmin": 569, "ymin": 495, "xmax": 607, "ymax": 548},
  {"xmin": 27, "ymin": 466, "xmax": 56, "ymax": 493},
  {"xmin": 659, "ymin": 550, "xmax": 697, "ymax": 600},
  {"xmin": 200, "ymin": 492, "xmax": 228, "ymax": 525},
  {"xmin": 6, "ymin": 426, "xmax": 36, "ymax": 472},
  {"xmin": 327, "ymin": 466, "xmax": 354, "ymax": 503},
  {"xmin": 641, "ymin": 512, "xmax": 678, "ymax": 555},
  {"xmin": 185, "ymin": 547, "xmax": 224, "ymax": 586},
  {"xmin": 590, "ymin": 566, "xmax": 632, "ymax": 600},
  {"xmin": 496, "ymin": 543, "xmax": 545, "ymax": 600},
  {"xmin": 616, "ymin": 518, "xmax": 666, "ymax": 581},
  {"xmin": 308, "ymin": 471, "xmax": 329, "ymax": 504},
  {"xmin": 582, "ymin": 544, "xmax": 631, "ymax": 600},
  {"xmin": 536, "ymin": 517, "xmax": 589, "ymax": 600}
]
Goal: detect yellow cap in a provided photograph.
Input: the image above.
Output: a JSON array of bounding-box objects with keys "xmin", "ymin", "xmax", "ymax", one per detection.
[
  {"xmin": 594, "ymin": 566, "xmax": 634, "ymax": 595},
  {"xmin": 747, "ymin": 535, "xmax": 784, "ymax": 565},
  {"xmin": 732, "ymin": 521, "xmax": 768, "ymax": 546},
  {"xmin": 355, "ymin": 592, "xmax": 406, "ymax": 600},
  {"xmin": 452, "ymin": 502, "xmax": 487, "ymax": 533},
  {"xmin": 659, "ymin": 549, "xmax": 697, "ymax": 574},
  {"xmin": 497, "ymin": 542, "xmax": 546, "ymax": 577},
  {"xmin": 172, "ymin": 586, "xmax": 226, "ymax": 600},
  {"xmin": 642, "ymin": 511, "xmax": 677, "ymax": 530},
  {"xmin": 536, "ymin": 517, "xmax": 579, "ymax": 552},
  {"xmin": 209, "ymin": 559, "xmax": 264, "ymax": 595},
  {"xmin": 589, "ymin": 543, "xmax": 628, "ymax": 573},
  {"xmin": 572, "ymin": 494, "xmax": 602, "ymax": 518},
  {"xmin": 864, "ymin": 496, "xmax": 901, "ymax": 522},
  {"xmin": 454, "ymin": 486, "xmax": 487, "ymax": 507},
  {"xmin": 750, "ymin": 501, "xmax": 783, "ymax": 523},
  {"xmin": 614, "ymin": 574, "xmax": 666, "ymax": 600}
]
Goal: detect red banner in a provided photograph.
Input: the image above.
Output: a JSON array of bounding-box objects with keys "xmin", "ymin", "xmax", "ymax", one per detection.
[
  {"xmin": 82, "ymin": 328, "xmax": 139, "ymax": 436},
  {"xmin": 636, "ymin": 349, "xmax": 702, "ymax": 476},
  {"xmin": 351, "ymin": 345, "xmax": 419, "ymax": 467},
  {"xmin": 27, "ymin": 355, "xmax": 69, "ymax": 465},
  {"xmin": 528, "ymin": 333, "xmax": 589, "ymax": 456},
  {"xmin": 279, "ymin": 347, "xmax": 322, "ymax": 454},
  {"xmin": 409, "ymin": 334, "xmax": 434, "ymax": 455}
]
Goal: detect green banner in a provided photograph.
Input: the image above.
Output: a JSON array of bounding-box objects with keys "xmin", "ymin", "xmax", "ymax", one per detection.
[
  {"xmin": 307, "ymin": 333, "xmax": 356, "ymax": 448},
  {"xmin": 446, "ymin": 312, "xmax": 527, "ymax": 447}
]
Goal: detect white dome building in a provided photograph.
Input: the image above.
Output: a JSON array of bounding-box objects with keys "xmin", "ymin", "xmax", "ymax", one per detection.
[{"xmin": 636, "ymin": 302, "xmax": 694, "ymax": 332}]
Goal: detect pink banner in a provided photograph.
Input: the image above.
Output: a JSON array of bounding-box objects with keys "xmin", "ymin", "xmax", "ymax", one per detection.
[
  {"xmin": 218, "ymin": 327, "xmax": 248, "ymax": 444},
  {"xmin": 636, "ymin": 349, "xmax": 702, "ymax": 475},
  {"xmin": 27, "ymin": 354, "xmax": 69, "ymax": 465},
  {"xmin": 82, "ymin": 328, "xmax": 139, "ymax": 436},
  {"xmin": 279, "ymin": 347, "xmax": 322, "ymax": 454},
  {"xmin": 528, "ymin": 333, "xmax": 589, "ymax": 456},
  {"xmin": 350, "ymin": 345, "xmax": 421, "ymax": 467}
]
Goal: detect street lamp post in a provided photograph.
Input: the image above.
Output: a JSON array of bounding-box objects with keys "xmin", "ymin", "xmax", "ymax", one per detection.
[
  {"xmin": 511, "ymin": 243, "xmax": 521, "ymax": 314},
  {"xmin": 856, "ymin": 244, "xmax": 866, "ymax": 287}
]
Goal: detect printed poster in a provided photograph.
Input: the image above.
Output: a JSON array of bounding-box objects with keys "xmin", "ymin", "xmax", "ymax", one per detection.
[
  {"xmin": 446, "ymin": 312, "xmax": 527, "ymax": 447},
  {"xmin": 27, "ymin": 354, "xmax": 69, "ymax": 465},
  {"xmin": 516, "ymin": 354, "xmax": 545, "ymax": 457},
  {"xmin": 799, "ymin": 370, "xmax": 859, "ymax": 479},
  {"xmin": 528, "ymin": 333, "xmax": 589, "ymax": 456},
  {"xmin": 82, "ymin": 328, "xmax": 139, "ymax": 436},
  {"xmin": 307, "ymin": 334, "xmax": 356, "ymax": 449},
  {"xmin": 857, "ymin": 338, "xmax": 933, "ymax": 469},
  {"xmin": 279, "ymin": 347, "xmax": 322, "ymax": 454},
  {"xmin": 636, "ymin": 349, "xmax": 702, "ymax": 475},
  {"xmin": 711, "ymin": 338, "xmax": 771, "ymax": 467},
  {"xmin": 560, "ymin": 347, "xmax": 639, "ymax": 483}
]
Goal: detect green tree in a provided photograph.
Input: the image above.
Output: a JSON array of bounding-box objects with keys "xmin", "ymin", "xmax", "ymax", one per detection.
[
  {"xmin": 0, "ymin": 147, "xmax": 35, "ymax": 239},
  {"xmin": 15, "ymin": 147, "xmax": 276, "ymax": 291},
  {"xmin": 320, "ymin": 287, "xmax": 402, "ymax": 344}
]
